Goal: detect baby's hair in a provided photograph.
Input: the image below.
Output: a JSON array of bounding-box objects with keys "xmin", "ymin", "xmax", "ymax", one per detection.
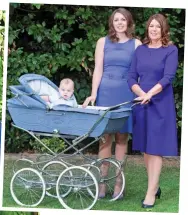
[{"xmin": 60, "ymin": 78, "xmax": 74, "ymax": 88}]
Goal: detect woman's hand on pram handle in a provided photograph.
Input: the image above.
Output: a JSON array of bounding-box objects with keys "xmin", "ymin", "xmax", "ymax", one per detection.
[
  {"xmin": 135, "ymin": 92, "xmax": 153, "ymax": 105},
  {"xmin": 82, "ymin": 95, "xmax": 96, "ymax": 108}
]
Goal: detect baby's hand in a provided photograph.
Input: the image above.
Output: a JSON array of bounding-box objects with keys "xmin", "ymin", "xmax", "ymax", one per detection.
[{"xmin": 41, "ymin": 95, "xmax": 50, "ymax": 102}]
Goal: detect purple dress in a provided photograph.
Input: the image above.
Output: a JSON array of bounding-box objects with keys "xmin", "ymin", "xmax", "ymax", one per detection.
[
  {"xmin": 96, "ymin": 36, "xmax": 135, "ymax": 133},
  {"xmin": 127, "ymin": 44, "xmax": 178, "ymax": 156}
]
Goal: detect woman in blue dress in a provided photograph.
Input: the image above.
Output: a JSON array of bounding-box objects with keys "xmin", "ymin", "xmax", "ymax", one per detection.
[
  {"xmin": 83, "ymin": 8, "xmax": 141, "ymax": 199},
  {"xmin": 127, "ymin": 14, "xmax": 178, "ymax": 208}
]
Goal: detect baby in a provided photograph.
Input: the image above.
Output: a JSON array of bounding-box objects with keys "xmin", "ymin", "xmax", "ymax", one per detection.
[{"xmin": 41, "ymin": 78, "xmax": 78, "ymax": 108}]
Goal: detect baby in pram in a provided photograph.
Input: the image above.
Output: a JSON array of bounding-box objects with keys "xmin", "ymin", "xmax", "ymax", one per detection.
[
  {"xmin": 26, "ymin": 74, "xmax": 107, "ymax": 110},
  {"xmin": 40, "ymin": 78, "xmax": 78, "ymax": 108}
]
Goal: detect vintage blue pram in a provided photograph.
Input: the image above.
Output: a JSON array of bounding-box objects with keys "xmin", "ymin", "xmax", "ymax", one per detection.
[{"xmin": 7, "ymin": 74, "xmax": 137, "ymax": 210}]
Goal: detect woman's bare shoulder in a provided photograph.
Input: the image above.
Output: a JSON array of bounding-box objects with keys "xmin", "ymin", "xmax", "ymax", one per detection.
[
  {"xmin": 135, "ymin": 38, "xmax": 142, "ymax": 49},
  {"xmin": 97, "ymin": 37, "xmax": 106, "ymax": 45}
]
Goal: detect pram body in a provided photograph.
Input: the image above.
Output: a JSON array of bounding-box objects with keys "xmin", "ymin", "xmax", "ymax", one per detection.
[
  {"xmin": 7, "ymin": 74, "xmax": 134, "ymax": 210},
  {"xmin": 7, "ymin": 74, "xmax": 131, "ymax": 137}
]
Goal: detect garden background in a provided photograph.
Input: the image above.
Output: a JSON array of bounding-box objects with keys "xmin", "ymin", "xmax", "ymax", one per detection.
[{"xmin": 3, "ymin": 3, "xmax": 185, "ymax": 154}]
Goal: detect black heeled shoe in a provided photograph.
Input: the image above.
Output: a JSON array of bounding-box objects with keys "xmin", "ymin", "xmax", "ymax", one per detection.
[
  {"xmin": 141, "ymin": 187, "xmax": 161, "ymax": 208},
  {"xmin": 141, "ymin": 187, "xmax": 161, "ymax": 201},
  {"xmin": 141, "ymin": 198, "xmax": 155, "ymax": 208},
  {"xmin": 155, "ymin": 187, "xmax": 161, "ymax": 199},
  {"xmin": 142, "ymin": 200, "xmax": 155, "ymax": 208}
]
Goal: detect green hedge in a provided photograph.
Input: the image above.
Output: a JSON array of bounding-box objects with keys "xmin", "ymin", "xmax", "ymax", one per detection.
[
  {"xmin": 0, "ymin": 212, "xmax": 37, "ymax": 215},
  {"xmin": 5, "ymin": 4, "xmax": 185, "ymax": 154}
]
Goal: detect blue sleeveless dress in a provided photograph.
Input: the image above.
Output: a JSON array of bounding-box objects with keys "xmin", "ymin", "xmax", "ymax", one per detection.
[{"xmin": 96, "ymin": 36, "xmax": 135, "ymax": 133}]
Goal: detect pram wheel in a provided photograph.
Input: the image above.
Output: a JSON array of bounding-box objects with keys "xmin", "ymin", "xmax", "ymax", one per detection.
[
  {"xmin": 91, "ymin": 158, "xmax": 125, "ymax": 201},
  {"xmin": 42, "ymin": 161, "xmax": 70, "ymax": 198},
  {"xmin": 13, "ymin": 158, "xmax": 34, "ymax": 173},
  {"xmin": 10, "ymin": 168, "xmax": 46, "ymax": 207},
  {"xmin": 36, "ymin": 153, "xmax": 54, "ymax": 170},
  {"xmin": 56, "ymin": 166, "xmax": 98, "ymax": 210},
  {"xmin": 82, "ymin": 164, "xmax": 101, "ymax": 182}
]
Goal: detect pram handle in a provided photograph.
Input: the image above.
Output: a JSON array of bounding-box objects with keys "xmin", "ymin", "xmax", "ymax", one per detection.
[
  {"xmin": 72, "ymin": 99, "xmax": 140, "ymax": 144},
  {"xmin": 108, "ymin": 99, "xmax": 141, "ymax": 111}
]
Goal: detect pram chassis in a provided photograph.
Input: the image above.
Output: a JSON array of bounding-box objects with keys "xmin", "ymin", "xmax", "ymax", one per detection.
[
  {"xmin": 10, "ymin": 135, "xmax": 126, "ymax": 210},
  {"xmin": 8, "ymin": 76, "xmax": 139, "ymax": 210}
]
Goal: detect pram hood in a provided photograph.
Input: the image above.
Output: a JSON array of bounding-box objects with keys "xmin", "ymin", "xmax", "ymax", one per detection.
[
  {"xmin": 8, "ymin": 74, "xmax": 76, "ymax": 110},
  {"xmin": 8, "ymin": 74, "xmax": 59, "ymax": 109}
]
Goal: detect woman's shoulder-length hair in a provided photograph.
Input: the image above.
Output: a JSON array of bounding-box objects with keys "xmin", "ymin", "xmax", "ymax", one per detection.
[
  {"xmin": 142, "ymin": 13, "xmax": 173, "ymax": 47},
  {"xmin": 108, "ymin": 8, "xmax": 135, "ymax": 42}
]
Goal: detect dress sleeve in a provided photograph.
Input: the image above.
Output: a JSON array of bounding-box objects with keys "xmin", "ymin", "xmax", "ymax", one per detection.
[
  {"xmin": 127, "ymin": 51, "xmax": 139, "ymax": 89},
  {"xmin": 158, "ymin": 46, "xmax": 178, "ymax": 89}
]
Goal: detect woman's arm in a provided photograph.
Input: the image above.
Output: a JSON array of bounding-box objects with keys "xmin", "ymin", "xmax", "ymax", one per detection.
[
  {"xmin": 127, "ymin": 47, "xmax": 146, "ymax": 97},
  {"xmin": 82, "ymin": 37, "xmax": 105, "ymax": 107},
  {"xmin": 132, "ymin": 84, "xmax": 146, "ymax": 97},
  {"xmin": 91, "ymin": 37, "xmax": 105, "ymax": 97},
  {"xmin": 140, "ymin": 45, "xmax": 178, "ymax": 104},
  {"xmin": 158, "ymin": 46, "xmax": 178, "ymax": 89}
]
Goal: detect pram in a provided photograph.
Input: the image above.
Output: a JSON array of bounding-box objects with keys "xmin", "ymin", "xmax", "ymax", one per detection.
[{"xmin": 7, "ymin": 74, "xmax": 137, "ymax": 210}]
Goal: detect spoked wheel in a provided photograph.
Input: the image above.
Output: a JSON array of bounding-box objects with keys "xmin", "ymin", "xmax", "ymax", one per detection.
[
  {"xmin": 36, "ymin": 153, "xmax": 54, "ymax": 170},
  {"xmin": 56, "ymin": 166, "xmax": 98, "ymax": 210},
  {"xmin": 91, "ymin": 158, "xmax": 125, "ymax": 201},
  {"xmin": 82, "ymin": 164, "xmax": 101, "ymax": 182},
  {"xmin": 10, "ymin": 168, "xmax": 46, "ymax": 207},
  {"xmin": 42, "ymin": 161, "xmax": 70, "ymax": 198},
  {"xmin": 13, "ymin": 158, "xmax": 34, "ymax": 174}
]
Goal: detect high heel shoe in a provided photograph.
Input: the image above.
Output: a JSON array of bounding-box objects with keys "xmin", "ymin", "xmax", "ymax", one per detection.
[
  {"xmin": 98, "ymin": 183, "xmax": 106, "ymax": 199},
  {"xmin": 141, "ymin": 187, "xmax": 161, "ymax": 202},
  {"xmin": 142, "ymin": 200, "xmax": 155, "ymax": 209},
  {"xmin": 112, "ymin": 177, "xmax": 124, "ymax": 200},
  {"xmin": 141, "ymin": 198, "xmax": 155, "ymax": 208},
  {"xmin": 155, "ymin": 187, "xmax": 161, "ymax": 199},
  {"xmin": 141, "ymin": 187, "xmax": 161, "ymax": 208},
  {"xmin": 98, "ymin": 193, "xmax": 106, "ymax": 199},
  {"xmin": 112, "ymin": 192, "xmax": 124, "ymax": 200}
]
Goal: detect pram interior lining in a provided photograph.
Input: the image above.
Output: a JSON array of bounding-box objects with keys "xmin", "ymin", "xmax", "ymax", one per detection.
[{"xmin": 28, "ymin": 79, "xmax": 60, "ymax": 101}]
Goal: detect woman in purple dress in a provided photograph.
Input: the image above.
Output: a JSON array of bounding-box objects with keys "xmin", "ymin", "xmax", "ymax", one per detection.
[
  {"xmin": 83, "ymin": 8, "xmax": 141, "ymax": 199},
  {"xmin": 127, "ymin": 14, "xmax": 178, "ymax": 208}
]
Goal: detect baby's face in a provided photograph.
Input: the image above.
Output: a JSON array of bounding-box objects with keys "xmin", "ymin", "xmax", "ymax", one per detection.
[{"xmin": 59, "ymin": 84, "xmax": 74, "ymax": 100}]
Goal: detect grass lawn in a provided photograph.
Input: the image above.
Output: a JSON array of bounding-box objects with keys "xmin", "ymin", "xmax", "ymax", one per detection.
[{"xmin": 3, "ymin": 154, "xmax": 180, "ymax": 212}]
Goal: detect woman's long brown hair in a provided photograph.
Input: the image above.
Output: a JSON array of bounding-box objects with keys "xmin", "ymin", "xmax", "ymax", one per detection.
[{"xmin": 108, "ymin": 8, "xmax": 135, "ymax": 42}]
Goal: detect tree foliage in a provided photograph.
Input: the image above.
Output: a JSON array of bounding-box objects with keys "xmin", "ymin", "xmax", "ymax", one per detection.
[
  {"xmin": 5, "ymin": 4, "xmax": 185, "ymax": 153},
  {"xmin": 0, "ymin": 212, "xmax": 38, "ymax": 215}
]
